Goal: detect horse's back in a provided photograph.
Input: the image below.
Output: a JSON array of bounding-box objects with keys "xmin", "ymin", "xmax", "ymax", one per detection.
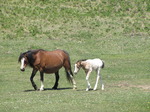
[
  {"xmin": 38, "ymin": 49, "xmax": 67, "ymax": 58},
  {"xmin": 35, "ymin": 49, "xmax": 68, "ymax": 73}
]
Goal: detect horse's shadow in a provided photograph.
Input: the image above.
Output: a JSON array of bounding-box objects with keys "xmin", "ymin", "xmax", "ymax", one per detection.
[{"xmin": 24, "ymin": 87, "xmax": 72, "ymax": 92}]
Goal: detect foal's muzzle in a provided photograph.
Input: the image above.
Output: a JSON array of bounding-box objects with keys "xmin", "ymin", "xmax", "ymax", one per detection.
[
  {"xmin": 20, "ymin": 68, "xmax": 25, "ymax": 72},
  {"xmin": 74, "ymin": 72, "xmax": 78, "ymax": 75}
]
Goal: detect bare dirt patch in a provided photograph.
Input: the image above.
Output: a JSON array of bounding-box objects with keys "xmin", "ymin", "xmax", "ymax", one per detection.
[
  {"xmin": 112, "ymin": 81, "xmax": 150, "ymax": 91},
  {"xmin": 130, "ymin": 85, "xmax": 150, "ymax": 90}
]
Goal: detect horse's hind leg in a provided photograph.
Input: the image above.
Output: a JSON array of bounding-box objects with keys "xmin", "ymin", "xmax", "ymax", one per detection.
[
  {"xmin": 65, "ymin": 68, "xmax": 77, "ymax": 90},
  {"xmin": 69, "ymin": 71, "xmax": 77, "ymax": 90},
  {"xmin": 64, "ymin": 61, "xmax": 77, "ymax": 89},
  {"xmin": 52, "ymin": 71, "xmax": 59, "ymax": 90}
]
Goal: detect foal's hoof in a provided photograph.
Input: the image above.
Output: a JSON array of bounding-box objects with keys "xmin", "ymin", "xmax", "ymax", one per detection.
[
  {"xmin": 93, "ymin": 87, "xmax": 97, "ymax": 91},
  {"xmin": 86, "ymin": 88, "xmax": 89, "ymax": 91},
  {"xmin": 102, "ymin": 85, "xmax": 104, "ymax": 90}
]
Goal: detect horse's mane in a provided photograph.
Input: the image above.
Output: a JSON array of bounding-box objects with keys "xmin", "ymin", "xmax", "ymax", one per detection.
[{"xmin": 18, "ymin": 49, "xmax": 44, "ymax": 67}]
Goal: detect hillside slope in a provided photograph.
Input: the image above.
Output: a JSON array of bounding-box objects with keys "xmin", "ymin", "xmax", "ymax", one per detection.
[{"xmin": 1, "ymin": 0, "xmax": 149, "ymax": 39}]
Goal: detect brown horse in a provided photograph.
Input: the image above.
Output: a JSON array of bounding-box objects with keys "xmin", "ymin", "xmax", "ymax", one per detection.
[{"xmin": 18, "ymin": 49, "xmax": 76, "ymax": 91}]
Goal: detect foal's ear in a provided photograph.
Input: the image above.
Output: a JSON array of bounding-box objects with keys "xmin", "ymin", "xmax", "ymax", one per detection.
[
  {"xmin": 81, "ymin": 61, "xmax": 88, "ymax": 67},
  {"xmin": 80, "ymin": 61, "xmax": 83, "ymax": 65}
]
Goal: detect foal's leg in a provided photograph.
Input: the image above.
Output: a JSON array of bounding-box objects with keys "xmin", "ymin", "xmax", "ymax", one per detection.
[
  {"xmin": 40, "ymin": 72, "xmax": 44, "ymax": 91},
  {"xmin": 52, "ymin": 71, "xmax": 59, "ymax": 89},
  {"xmin": 100, "ymin": 74, "xmax": 104, "ymax": 90},
  {"xmin": 30, "ymin": 69, "xmax": 38, "ymax": 90},
  {"xmin": 94, "ymin": 69, "xmax": 104, "ymax": 91},
  {"xmin": 94, "ymin": 69, "xmax": 100, "ymax": 91},
  {"xmin": 85, "ymin": 70, "xmax": 92, "ymax": 91}
]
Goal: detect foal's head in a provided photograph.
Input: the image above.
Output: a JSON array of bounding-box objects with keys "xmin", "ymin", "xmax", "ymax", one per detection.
[{"xmin": 74, "ymin": 59, "xmax": 87, "ymax": 74}]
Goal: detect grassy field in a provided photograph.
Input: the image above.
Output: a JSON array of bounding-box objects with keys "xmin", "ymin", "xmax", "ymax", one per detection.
[{"xmin": 0, "ymin": 0, "xmax": 150, "ymax": 112}]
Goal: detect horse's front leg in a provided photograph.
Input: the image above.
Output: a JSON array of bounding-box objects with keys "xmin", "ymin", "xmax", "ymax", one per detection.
[
  {"xmin": 40, "ymin": 72, "xmax": 44, "ymax": 91},
  {"xmin": 30, "ymin": 69, "xmax": 38, "ymax": 90},
  {"xmin": 85, "ymin": 70, "xmax": 92, "ymax": 91},
  {"xmin": 52, "ymin": 71, "xmax": 59, "ymax": 89}
]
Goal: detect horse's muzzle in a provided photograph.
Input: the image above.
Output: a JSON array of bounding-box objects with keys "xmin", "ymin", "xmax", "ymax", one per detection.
[{"xmin": 20, "ymin": 68, "xmax": 25, "ymax": 72}]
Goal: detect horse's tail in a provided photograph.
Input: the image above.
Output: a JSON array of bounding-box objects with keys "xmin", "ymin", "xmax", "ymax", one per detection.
[
  {"xmin": 63, "ymin": 50, "xmax": 74, "ymax": 84},
  {"xmin": 102, "ymin": 60, "xmax": 105, "ymax": 69},
  {"xmin": 65, "ymin": 70, "xmax": 73, "ymax": 84}
]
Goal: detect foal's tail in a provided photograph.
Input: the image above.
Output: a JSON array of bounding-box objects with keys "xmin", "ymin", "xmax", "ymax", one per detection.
[{"xmin": 102, "ymin": 60, "xmax": 105, "ymax": 69}]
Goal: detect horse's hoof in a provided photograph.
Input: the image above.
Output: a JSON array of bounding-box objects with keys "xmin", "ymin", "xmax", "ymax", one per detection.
[
  {"xmin": 73, "ymin": 87, "xmax": 77, "ymax": 90},
  {"xmin": 34, "ymin": 88, "xmax": 38, "ymax": 91},
  {"xmin": 40, "ymin": 88, "xmax": 44, "ymax": 91}
]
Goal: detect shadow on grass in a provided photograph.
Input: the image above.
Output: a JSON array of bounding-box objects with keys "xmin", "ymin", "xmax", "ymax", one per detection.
[
  {"xmin": 76, "ymin": 88, "xmax": 93, "ymax": 91},
  {"xmin": 24, "ymin": 87, "xmax": 72, "ymax": 92}
]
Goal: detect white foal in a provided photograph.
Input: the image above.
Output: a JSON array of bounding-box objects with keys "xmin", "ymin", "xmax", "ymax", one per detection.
[{"xmin": 74, "ymin": 58, "xmax": 104, "ymax": 91}]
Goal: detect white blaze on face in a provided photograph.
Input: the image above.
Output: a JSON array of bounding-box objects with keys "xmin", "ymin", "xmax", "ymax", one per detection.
[
  {"xmin": 74, "ymin": 64, "xmax": 79, "ymax": 74},
  {"xmin": 20, "ymin": 58, "xmax": 25, "ymax": 70}
]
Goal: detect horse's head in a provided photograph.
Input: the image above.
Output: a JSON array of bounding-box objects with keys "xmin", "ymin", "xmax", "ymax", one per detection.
[
  {"xmin": 18, "ymin": 53, "xmax": 29, "ymax": 72},
  {"xmin": 18, "ymin": 50, "xmax": 39, "ymax": 72}
]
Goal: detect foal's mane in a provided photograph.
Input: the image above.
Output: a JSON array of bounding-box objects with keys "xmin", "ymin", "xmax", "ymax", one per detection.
[
  {"xmin": 18, "ymin": 49, "xmax": 44, "ymax": 67},
  {"xmin": 77, "ymin": 59, "xmax": 87, "ymax": 62}
]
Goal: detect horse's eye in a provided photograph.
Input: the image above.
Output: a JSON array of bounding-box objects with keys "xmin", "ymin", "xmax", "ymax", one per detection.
[{"xmin": 24, "ymin": 60, "xmax": 27, "ymax": 64}]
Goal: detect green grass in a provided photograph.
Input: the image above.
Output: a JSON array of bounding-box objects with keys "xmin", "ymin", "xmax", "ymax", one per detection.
[{"xmin": 0, "ymin": 0, "xmax": 150, "ymax": 112}]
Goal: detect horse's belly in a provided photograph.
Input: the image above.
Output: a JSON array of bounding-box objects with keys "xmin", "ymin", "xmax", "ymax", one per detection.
[{"xmin": 43, "ymin": 66, "xmax": 62, "ymax": 74}]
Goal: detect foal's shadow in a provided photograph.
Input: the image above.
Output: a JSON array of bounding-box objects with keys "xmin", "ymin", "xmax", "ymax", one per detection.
[
  {"xmin": 24, "ymin": 87, "xmax": 72, "ymax": 92},
  {"xmin": 76, "ymin": 88, "xmax": 93, "ymax": 91}
]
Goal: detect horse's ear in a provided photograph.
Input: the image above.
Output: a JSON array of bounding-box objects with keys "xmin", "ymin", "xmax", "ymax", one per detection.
[
  {"xmin": 18, "ymin": 53, "xmax": 22, "ymax": 62},
  {"xmin": 24, "ymin": 53, "xmax": 27, "ymax": 57},
  {"xmin": 19, "ymin": 52, "xmax": 22, "ymax": 56}
]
